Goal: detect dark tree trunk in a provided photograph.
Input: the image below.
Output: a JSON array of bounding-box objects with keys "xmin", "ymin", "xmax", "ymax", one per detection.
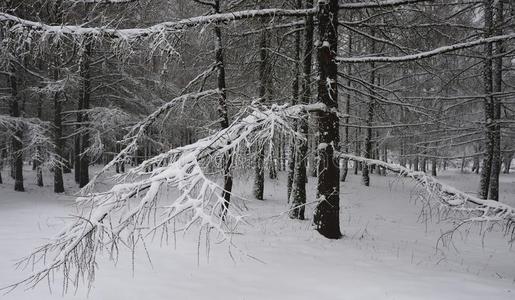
[
  {"xmin": 253, "ymin": 15, "xmax": 269, "ymax": 201},
  {"xmin": 489, "ymin": 0, "xmax": 503, "ymax": 201},
  {"xmin": 52, "ymin": 0, "xmax": 64, "ymax": 193},
  {"xmin": 53, "ymin": 67, "xmax": 64, "ymax": 193},
  {"xmin": 289, "ymin": 0, "xmax": 313, "ymax": 220},
  {"xmin": 79, "ymin": 42, "xmax": 92, "ymax": 188},
  {"xmin": 9, "ymin": 67, "xmax": 24, "ymax": 192},
  {"xmin": 354, "ymin": 126, "xmax": 360, "ymax": 175},
  {"xmin": 36, "ymin": 93, "xmax": 43, "ymax": 187},
  {"xmin": 206, "ymin": 0, "xmax": 234, "ymax": 218},
  {"xmin": 308, "ymin": 134, "xmax": 318, "ymax": 177},
  {"xmin": 478, "ymin": 0, "xmax": 494, "ymax": 199},
  {"xmin": 340, "ymin": 25, "xmax": 352, "ymax": 182},
  {"xmin": 362, "ymin": 28, "xmax": 376, "ymax": 186},
  {"xmin": 414, "ymin": 155, "xmax": 419, "ymax": 172},
  {"xmin": 269, "ymin": 145, "xmax": 277, "ymax": 179},
  {"xmin": 313, "ymin": 0, "xmax": 342, "ymax": 239},
  {"xmin": 287, "ymin": 1, "xmax": 302, "ymax": 201}
]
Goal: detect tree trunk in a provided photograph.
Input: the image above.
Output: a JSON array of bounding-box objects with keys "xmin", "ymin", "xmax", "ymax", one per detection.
[
  {"xmin": 354, "ymin": 126, "xmax": 360, "ymax": 174},
  {"xmin": 503, "ymin": 152, "xmax": 513, "ymax": 174},
  {"xmin": 362, "ymin": 27, "xmax": 376, "ymax": 186},
  {"xmin": 340, "ymin": 25, "xmax": 352, "ymax": 182},
  {"xmin": 53, "ymin": 80, "xmax": 64, "ymax": 193},
  {"xmin": 253, "ymin": 14, "xmax": 269, "ymax": 201},
  {"xmin": 488, "ymin": 0, "xmax": 503, "ymax": 201},
  {"xmin": 78, "ymin": 42, "xmax": 92, "ymax": 188},
  {"xmin": 431, "ymin": 157, "xmax": 437, "ymax": 177},
  {"xmin": 287, "ymin": 1, "xmax": 302, "ymax": 200},
  {"xmin": 313, "ymin": 0, "xmax": 342, "ymax": 239},
  {"xmin": 289, "ymin": 0, "xmax": 313, "ymax": 220},
  {"xmin": 9, "ymin": 67, "xmax": 24, "ymax": 192},
  {"xmin": 208, "ymin": 0, "xmax": 234, "ymax": 217},
  {"xmin": 478, "ymin": 0, "xmax": 494, "ymax": 199}
]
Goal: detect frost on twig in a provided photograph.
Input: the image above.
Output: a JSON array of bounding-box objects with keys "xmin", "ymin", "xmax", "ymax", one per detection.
[
  {"xmin": 5, "ymin": 102, "xmax": 308, "ymax": 293},
  {"xmin": 340, "ymin": 154, "xmax": 515, "ymax": 244}
]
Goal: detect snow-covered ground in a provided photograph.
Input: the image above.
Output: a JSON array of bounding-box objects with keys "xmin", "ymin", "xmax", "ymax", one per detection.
[{"xmin": 0, "ymin": 167, "xmax": 514, "ymax": 299}]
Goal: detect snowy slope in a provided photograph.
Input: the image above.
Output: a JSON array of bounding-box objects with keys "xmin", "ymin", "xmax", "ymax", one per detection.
[{"xmin": 0, "ymin": 167, "xmax": 514, "ymax": 299}]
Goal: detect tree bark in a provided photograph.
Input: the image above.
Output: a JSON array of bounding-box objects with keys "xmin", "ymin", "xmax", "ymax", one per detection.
[
  {"xmin": 340, "ymin": 23, "xmax": 352, "ymax": 182},
  {"xmin": 77, "ymin": 42, "xmax": 92, "ymax": 188},
  {"xmin": 287, "ymin": 0, "xmax": 302, "ymax": 201},
  {"xmin": 289, "ymin": 0, "xmax": 314, "ymax": 220},
  {"xmin": 206, "ymin": 0, "xmax": 234, "ymax": 218},
  {"xmin": 503, "ymin": 152, "xmax": 513, "ymax": 174},
  {"xmin": 362, "ymin": 30, "xmax": 376, "ymax": 186},
  {"xmin": 313, "ymin": 0, "xmax": 342, "ymax": 239},
  {"xmin": 253, "ymin": 13, "xmax": 269, "ymax": 201},
  {"xmin": 488, "ymin": 0, "xmax": 503, "ymax": 201},
  {"xmin": 53, "ymin": 62, "xmax": 64, "ymax": 193},
  {"xmin": 478, "ymin": 0, "xmax": 494, "ymax": 199},
  {"xmin": 9, "ymin": 66, "xmax": 24, "ymax": 192}
]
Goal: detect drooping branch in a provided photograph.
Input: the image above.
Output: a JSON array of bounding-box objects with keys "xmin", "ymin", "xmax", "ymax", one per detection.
[
  {"xmin": 0, "ymin": 8, "xmax": 317, "ymax": 40},
  {"xmin": 340, "ymin": 153, "xmax": 515, "ymax": 240},
  {"xmin": 336, "ymin": 33, "xmax": 515, "ymax": 63},
  {"xmin": 339, "ymin": 0, "xmax": 434, "ymax": 10},
  {"xmin": 4, "ymin": 102, "xmax": 312, "ymax": 293},
  {"xmin": 82, "ymin": 89, "xmax": 220, "ymax": 192}
]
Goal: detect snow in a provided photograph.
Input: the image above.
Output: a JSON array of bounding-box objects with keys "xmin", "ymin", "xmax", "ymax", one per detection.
[
  {"xmin": 1, "ymin": 166, "xmax": 514, "ymax": 299},
  {"xmin": 336, "ymin": 33, "xmax": 515, "ymax": 63}
]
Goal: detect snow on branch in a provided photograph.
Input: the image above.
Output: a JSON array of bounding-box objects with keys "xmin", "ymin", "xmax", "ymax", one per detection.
[
  {"xmin": 83, "ymin": 89, "xmax": 221, "ymax": 192},
  {"xmin": 340, "ymin": 154, "xmax": 515, "ymax": 242},
  {"xmin": 336, "ymin": 33, "xmax": 515, "ymax": 63},
  {"xmin": 0, "ymin": 7, "xmax": 316, "ymax": 40},
  {"xmin": 339, "ymin": 0, "xmax": 433, "ymax": 9},
  {"xmin": 4, "ymin": 102, "xmax": 309, "ymax": 292}
]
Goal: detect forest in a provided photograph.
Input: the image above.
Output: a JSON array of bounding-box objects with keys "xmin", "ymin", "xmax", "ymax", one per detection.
[{"xmin": 0, "ymin": 0, "xmax": 514, "ymax": 299}]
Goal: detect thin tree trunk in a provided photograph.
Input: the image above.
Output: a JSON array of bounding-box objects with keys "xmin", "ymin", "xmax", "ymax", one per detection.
[
  {"xmin": 488, "ymin": 0, "xmax": 503, "ymax": 201},
  {"xmin": 9, "ymin": 67, "xmax": 24, "ymax": 192},
  {"xmin": 53, "ymin": 67, "xmax": 64, "ymax": 193},
  {"xmin": 313, "ymin": 0, "xmax": 342, "ymax": 239},
  {"xmin": 354, "ymin": 126, "xmax": 359, "ymax": 174},
  {"xmin": 253, "ymin": 14, "xmax": 269, "ymax": 200},
  {"xmin": 478, "ymin": 0, "xmax": 495, "ymax": 199},
  {"xmin": 362, "ymin": 30, "xmax": 376, "ymax": 186},
  {"xmin": 208, "ymin": 0, "xmax": 234, "ymax": 218},
  {"xmin": 289, "ymin": 0, "xmax": 313, "ymax": 220},
  {"xmin": 78, "ymin": 42, "xmax": 92, "ymax": 188},
  {"xmin": 341, "ymin": 25, "xmax": 352, "ymax": 182},
  {"xmin": 287, "ymin": 5, "xmax": 301, "ymax": 200},
  {"xmin": 503, "ymin": 152, "xmax": 513, "ymax": 174}
]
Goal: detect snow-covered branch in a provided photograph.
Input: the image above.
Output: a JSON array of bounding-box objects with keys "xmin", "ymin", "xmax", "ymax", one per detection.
[
  {"xmin": 0, "ymin": 8, "xmax": 316, "ymax": 40},
  {"xmin": 336, "ymin": 33, "xmax": 515, "ymax": 63},
  {"xmin": 5, "ymin": 102, "xmax": 309, "ymax": 292},
  {"xmin": 339, "ymin": 0, "xmax": 433, "ymax": 9},
  {"xmin": 83, "ymin": 89, "xmax": 220, "ymax": 192},
  {"xmin": 340, "ymin": 154, "xmax": 515, "ymax": 241}
]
